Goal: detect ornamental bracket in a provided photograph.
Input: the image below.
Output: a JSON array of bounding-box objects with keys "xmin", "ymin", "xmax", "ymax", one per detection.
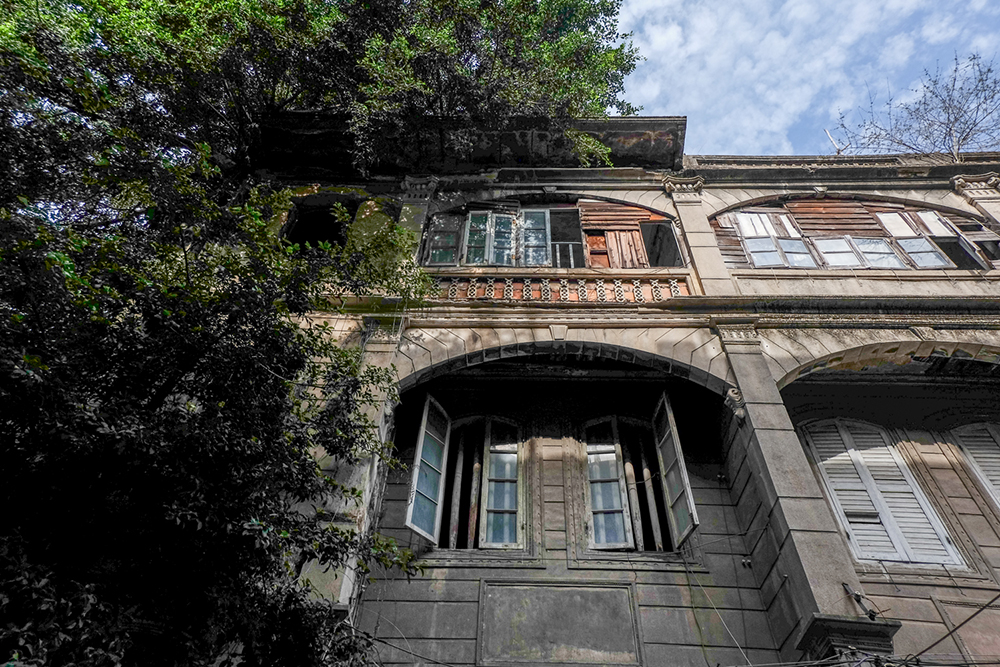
[
  {"xmin": 662, "ymin": 175, "xmax": 705, "ymax": 203},
  {"xmin": 952, "ymin": 172, "xmax": 1000, "ymax": 203}
]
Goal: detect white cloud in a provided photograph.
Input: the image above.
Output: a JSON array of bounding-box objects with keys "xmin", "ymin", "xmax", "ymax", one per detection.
[{"xmin": 618, "ymin": 0, "xmax": 1000, "ymax": 155}]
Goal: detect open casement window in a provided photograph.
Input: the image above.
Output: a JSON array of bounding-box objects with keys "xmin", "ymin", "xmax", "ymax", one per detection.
[
  {"xmin": 812, "ymin": 236, "xmax": 911, "ymax": 269},
  {"xmin": 802, "ymin": 419, "xmax": 962, "ymax": 565},
  {"xmin": 875, "ymin": 212, "xmax": 958, "ymax": 268},
  {"xmin": 722, "ymin": 210, "xmax": 817, "ymax": 269},
  {"xmin": 464, "ymin": 211, "xmax": 517, "ymax": 266},
  {"xmin": 953, "ymin": 423, "xmax": 1000, "ymax": 512},
  {"xmin": 424, "ymin": 214, "xmax": 465, "ymax": 266},
  {"xmin": 549, "ymin": 208, "xmax": 586, "ymax": 268},
  {"xmin": 581, "ymin": 404, "xmax": 699, "ymax": 552},
  {"xmin": 478, "ymin": 419, "xmax": 525, "ymax": 548},
  {"xmin": 652, "ymin": 394, "xmax": 700, "ymax": 549},
  {"xmin": 583, "ymin": 419, "xmax": 635, "ymax": 549},
  {"xmin": 405, "ymin": 396, "xmax": 451, "ymax": 543},
  {"xmin": 410, "ymin": 414, "xmax": 526, "ymax": 550}
]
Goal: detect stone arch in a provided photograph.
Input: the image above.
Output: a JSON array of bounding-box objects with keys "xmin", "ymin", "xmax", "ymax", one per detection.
[
  {"xmin": 393, "ymin": 324, "xmax": 734, "ymax": 395},
  {"xmin": 760, "ymin": 327, "xmax": 1000, "ymax": 389},
  {"xmin": 427, "ymin": 188, "xmax": 678, "ymax": 223},
  {"xmin": 702, "ymin": 191, "xmax": 985, "ymax": 223}
]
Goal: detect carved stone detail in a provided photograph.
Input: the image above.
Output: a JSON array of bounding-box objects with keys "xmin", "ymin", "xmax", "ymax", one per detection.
[
  {"xmin": 522, "ymin": 278, "xmax": 533, "ymax": 301},
  {"xmin": 650, "ymin": 279, "xmax": 664, "ymax": 301},
  {"xmin": 595, "ymin": 279, "xmax": 607, "ymax": 302},
  {"xmin": 484, "ymin": 278, "xmax": 496, "ymax": 300},
  {"xmin": 577, "ymin": 279, "xmax": 588, "ymax": 302},
  {"xmin": 632, "ymin": 280, "xmax": 645, "ymax": 303},
  {"xmin": 613, "ymin": 279, "xmax": 626, "ymax": 302},
  {"xmin": 503, "ymin": 278, "xmax": 514, "ymax": 300},
  {"xmin": 466, "ymin": 277, "xmax": 478, "ymax": 299},
  {"xmin": 662, "ymin": 175, "xmax": 705, "ymax": 203},
  {"xmin": 540, "ymin": 279, "xmax": 552, "ymax": 301},
  {"xmin": 400, "ymin": 175, "xmax": 440, "ymax": 202},
  {"xmin": 559, "ymin": 279, "xmax": 570, "ymax": 301},
  {"xmin": 724, "ymin": 387, "xmax": 746, "ymax": 421},
  {"xmin": 953, "ymin": 172, "xmax": 1000, "ymax": 202},
  {"xmin": 714, "ymin": 320, "xmax": 760, "ymax": 347}
]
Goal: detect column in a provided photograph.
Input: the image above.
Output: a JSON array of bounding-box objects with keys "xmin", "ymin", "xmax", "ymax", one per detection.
[
  {"xmin": 663, "ymin": 175, "xmax": 738, "ymax": 296},
  {"xmin": 714, "ymin": 318, "xmax": 900, "ymax": 659}
]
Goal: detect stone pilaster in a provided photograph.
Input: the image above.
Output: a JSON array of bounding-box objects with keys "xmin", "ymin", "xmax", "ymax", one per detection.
[
  {"xmin": 713, "ymin": 318, "xmax": 874, "ymax": 657},
  {"xmin": 663, "ymin": 175, "xmax": 737, "ymax": 296}
]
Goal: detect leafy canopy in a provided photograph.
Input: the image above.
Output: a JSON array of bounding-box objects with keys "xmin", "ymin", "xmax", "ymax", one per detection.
[{"xmin": 0, "ymin": 0, "xmax": 637, "ymax": 665}]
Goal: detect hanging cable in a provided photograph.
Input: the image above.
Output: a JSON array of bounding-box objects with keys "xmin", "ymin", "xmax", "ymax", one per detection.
[
  {"xmin": 370, "ymin": 636, "xmax": 463, "ymax": 667},
  {"xmin": 900, "ymin": 590, "xmax": 1000, "ymax": 664},
  {"xmin": 681, "ymin": 552, "xmax": 754, "ymax": 666}
]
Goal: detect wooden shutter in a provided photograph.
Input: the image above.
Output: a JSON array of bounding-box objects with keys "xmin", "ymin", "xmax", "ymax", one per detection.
[
  {"xmin": 804, "ymin": 421, "xmax": 900, "ymax": 560},
  {"xmin": 804, "ymin": 420, "xmax": 959, "ymax": 564},
  {"xmin": 405, "ymin": 396, "xmax": 451, "ymax": 543},
  {"xmin": 955, "ymin": 423, "xmax": 1000, "ymax": 508},
  {"xmin": 652, "ymin": 394, "xmax": 699, "ymax": 549}
]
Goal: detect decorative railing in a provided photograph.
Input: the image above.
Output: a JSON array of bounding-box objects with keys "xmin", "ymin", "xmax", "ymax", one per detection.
[{"xmin": 426, "ymin": 270, "xmax": 691, "ymax": 304}]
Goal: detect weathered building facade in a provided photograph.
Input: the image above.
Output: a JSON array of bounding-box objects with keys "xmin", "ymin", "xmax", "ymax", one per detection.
[{"xmin": 283, "ymin": 118, "xmax": 1000, "ymax": 666}]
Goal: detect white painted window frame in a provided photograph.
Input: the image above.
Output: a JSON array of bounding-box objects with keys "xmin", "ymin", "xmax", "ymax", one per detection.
[
  {"xmin": 477, "ymin": 417, "xmax": 526, "ymax": 549},
  {"xmin": 953, "ymin": 423, "xmax": 1000, "ymax": 516},
  {"xmin": 405, "ymin": 395, "xmax": 452, "ymax": 544},
  {"xmin": 582, "ymin": 416, "xmax": 635, "ymax": 550}
]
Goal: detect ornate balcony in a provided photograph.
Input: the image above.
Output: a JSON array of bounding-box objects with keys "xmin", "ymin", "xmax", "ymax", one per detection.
[{"xmin": 426, "ymin": 268, "xmax": 693, "ymax": 304}]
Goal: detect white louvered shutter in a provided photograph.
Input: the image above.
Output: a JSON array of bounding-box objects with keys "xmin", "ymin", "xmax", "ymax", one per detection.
[
  {"xmin": 954, "ymin": 423, "xmax": 1000, "ymax": 507},
  {"xmin": 804, "ymin": 422, "xmax": 900, "ymax": 560},
  {"xmin": 845, "ymin": 423, "xmax": 956, "ymax": 564},
  {"xmin": 804, "ymin": 420, "xmax": 960, "ymax": 564}
]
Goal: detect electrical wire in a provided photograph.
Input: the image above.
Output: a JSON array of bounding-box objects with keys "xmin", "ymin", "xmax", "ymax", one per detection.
[
  {"xmin": 681, "ymin": 552, "xmax": 754, "ymax": 666},
  {"xmin": 370, "ymin": 636, "xmax": 463, "ymax": 667},
  {"xmin": 900, "ymin": 590, "xmax": 1000, "ymax": 664}
]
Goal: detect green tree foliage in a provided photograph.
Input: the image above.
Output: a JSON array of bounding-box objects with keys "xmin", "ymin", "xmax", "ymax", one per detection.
[{"xmin": 1, "ymin": 0, "xmax": 637, "ymax": 665}]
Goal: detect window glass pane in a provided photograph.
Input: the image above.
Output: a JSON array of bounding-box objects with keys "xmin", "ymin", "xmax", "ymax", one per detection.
[
  {"xmin": 467, "ymin": 229, "xmax": 487, "ymax": 245},
  {"xmin": 430, "ymin": 247, "xmax": 457, "ymax": 264},
  {"xmin": 665, "ymin": 465, "xmax": 684, "ymax": 502},
  {"xmin": 466, "ymin": 246, "xmax": 486, "ymax": 264},
  {"xmin": 653, "ymin": 403, "xmax": 669, "ymax": 444},
  {"xmin": 591, "ymin": 481, "xmax": 623, "ymax": 510},
  {"xmin": 421, "ymin": 432, "xmax": 444, "ymax": 470},
  {"xmin": 523, "ymin": 229, "xmax": 547, "ymax": 245},
  {"xmin": 588, "ymin": 452, "xmax": 619, "ymax": 480},
  {"xmin": 493, "ymin": 247, "xmax": 513, "ymax": 266},
  {"xmin": 411, "ymin": 493, "xmax": 437, "ymax": 535},
  {"xmin": 673, "ymin": 497, "xmax": 691, "ymax": 536},
  {"xmin": 426, "ymin": 403, "xmax": 449, "ymax": 442},
  {"xmin": 487, "ymin": 481, "xmax": 518, "ymax": 510},
  {"xmin": 750, "ymin": 251, "xmax": 782, "ymax": 267},
  {"xmin": 523, "ymin": 211, "xmax": 547, "ymax": 228},
  {"xmin": 593, "ymin": 511, "xmax": 625, "ymax": 545},
  {"xmin": 736, "ymin": 213, "xmax": 766, "ymax": 237},
  {"xmin": 778, "ymin": 214, "xmax": 800, "ymax": 238},
  {"xmin": 899, "ymin": 238, "xmax": 949, "ymax": 267},
  {"xmin": 854, "ymin": 238, "xmax": 906, "ymax": 268},
  {"xmin": 746, "ymin": 237, "xmax": 776, "ymax": 251},
  {"xmin": 487, "ymin": 512, "xmax": 517, "ymax": 544},
  {"xmin": 778, "ymin": 239, "xmax": 816, "ymax": 267},
  {"xmin": 416, "ymin": 463, "xmax": 441, "ymax": 499},
  {"xmin": 522, "ymin": 247, "xmax": 547, "ymax": 266},
  {"xmin": 815, "ymin": 238, "xmax": 861, "ymax": 266},
  {"xmin": 490, "ymin": 453, "xmax": 518, "ymax": 480}
]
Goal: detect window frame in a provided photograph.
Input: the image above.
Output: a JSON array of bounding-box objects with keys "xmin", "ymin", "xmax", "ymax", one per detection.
[
  {"xmin": 477, "ymin": 417, "xmax": 526, "ymax": 549},
  {"xmin": 578, "ymin": 401, "xmax": 700, "ymax": 554},
  {"xmin": 874, "ymin": 211, "xmax": 958, "ymax": 269},
  {"xmin": 582, "ymin": 417, "xmax": 635, "ymax": 550},
  {"xmin": 953, "ymin": 423, "xmax": 1000, "ymax": 516},
  {"xmin": 801, "ymin": 418, "xmax": 962, "ymax": 565},
  {"xmin": 729, "ymin": 210, "xmax": 819, "ymax": 269},
  {"xmin": 405, "ymin": 396, "xmax": 452, "ymax": 544}
]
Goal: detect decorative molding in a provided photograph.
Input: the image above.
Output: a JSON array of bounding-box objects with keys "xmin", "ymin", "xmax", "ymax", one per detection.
[
  {"xmin": 662, "ymin": 175, "xmax": 705, "ymax": 203},
  {"xmin": 952, "ymin": 172, "xmax": 1000, "ymax": 202},
  {"xmin": 724, "ymin": 387, "xmax": 746, "ymax": 421},
  {"xmin": 400, "ymin": 175, "xmax": 440, "ymax": 202},
  {"xmin": 711, "ymin": 318, "xmax": 760, "ymax": 347},
  {"xmin": 796, "ymin": 613, "xmax": 901, "ymax": 660}
]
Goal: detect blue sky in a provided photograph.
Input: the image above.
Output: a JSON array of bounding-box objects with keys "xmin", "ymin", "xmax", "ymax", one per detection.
[{"xmin": 618, "ymin": 0, "xmax": 1000, "ymax": 155}]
